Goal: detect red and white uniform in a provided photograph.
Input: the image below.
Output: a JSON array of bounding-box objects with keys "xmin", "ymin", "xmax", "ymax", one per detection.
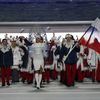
[
  {"xmin": 77, "ymin": 45, "xmax": 84, "ymax": 82},
  {"xmin": 87, "ymin": 48, "xmax": 98, "ymax": 81},
  {"xmin": 60, "ymin": 34, "xmax": 80, "ymax": 86},
  {"xmin": 96, "ymin": 53, "xmax": 100, "ymax": 82}
]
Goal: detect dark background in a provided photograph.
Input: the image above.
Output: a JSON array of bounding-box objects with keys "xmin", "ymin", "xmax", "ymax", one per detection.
[
  {"xmin": 0, "ymin": 0, "xmax": 99, "ymax": 3},
  {"xmin": 0, "ymin": 0, "xmax": 100, "ymax": 21}
]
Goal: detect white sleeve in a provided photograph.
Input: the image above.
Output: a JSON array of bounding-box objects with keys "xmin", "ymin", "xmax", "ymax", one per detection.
[
  {"xmin": 87, "ymin": 48, "xmax": 92, "ymax": 59},
  {"xmin": 80, "ymin": 45, "xmax": 84, "ymax": 54},
  {"xmin": 17, "ymin": 47, "xmax": 22, "ymax": 61}
]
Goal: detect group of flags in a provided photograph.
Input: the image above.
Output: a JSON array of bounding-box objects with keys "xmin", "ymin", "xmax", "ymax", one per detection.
[{"xmin": 79, "ymin": 17, "xmax": 100, "ymax": 54}]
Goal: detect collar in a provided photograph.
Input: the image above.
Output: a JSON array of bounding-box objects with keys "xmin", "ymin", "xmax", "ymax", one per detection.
[{"xmin": 1, "ymin": 45, "xmax": 10, "ymax": 53}]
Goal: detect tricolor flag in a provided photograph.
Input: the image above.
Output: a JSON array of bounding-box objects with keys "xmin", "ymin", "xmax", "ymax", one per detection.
[{"xmin": 79, "ymin": 18, "xmax": 100, "ymax": 54}]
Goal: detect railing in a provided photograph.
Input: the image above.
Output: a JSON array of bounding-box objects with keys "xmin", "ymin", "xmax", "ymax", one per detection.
[{"xmin": 0, "ymin": 21, "xmax": 93, "ymax": 27}]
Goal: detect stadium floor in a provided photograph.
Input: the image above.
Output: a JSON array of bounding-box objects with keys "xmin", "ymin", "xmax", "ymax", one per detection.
[{"xmin": 0, "ymin": 79, "xmax": 100, "ymax": 100}]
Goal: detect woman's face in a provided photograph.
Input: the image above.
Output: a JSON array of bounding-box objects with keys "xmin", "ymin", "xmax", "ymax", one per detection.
[
  {"xmin": 36, "ymin": 38, "xmax": 41, "ymax": 43},
  {"xmin": 36, "ymin": 37, "xmax": 43, "ymax": 43}
]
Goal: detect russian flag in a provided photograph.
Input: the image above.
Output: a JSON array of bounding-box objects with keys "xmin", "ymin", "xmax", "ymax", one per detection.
[{"xmin": 79, "ymin": 18, "xmax": 100, "ymax": 54}]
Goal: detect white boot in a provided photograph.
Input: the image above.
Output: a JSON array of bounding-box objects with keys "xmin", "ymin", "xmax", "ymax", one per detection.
[
  {"xmin": 38, "ymin": 74, "xmax": 42, "ymax": 88},
  {"xmin": 35, "ymin": 73, "xmax": 39, "ymax": 89}
]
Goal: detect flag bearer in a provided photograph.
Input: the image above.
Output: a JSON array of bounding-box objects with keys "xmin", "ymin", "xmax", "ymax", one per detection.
[{"xmin": 60, "ymin": 34, "xmax": 80, "ymax": 87}]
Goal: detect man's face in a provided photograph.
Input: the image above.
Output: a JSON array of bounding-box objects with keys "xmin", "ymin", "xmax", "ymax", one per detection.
[
  {"xmin": 65, "ymin": 37, "xmax": 72, "ymax": 43},
  {"xmin": 11, "ymin": 41, "xmax": 16, "ymax": 47},
  {"xmin": 2, "ymin": 39, "xmax": 8, "ymax": 46}
]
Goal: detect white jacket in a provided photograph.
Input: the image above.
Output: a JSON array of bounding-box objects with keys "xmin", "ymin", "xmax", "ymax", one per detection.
[
  {"xmin": 77, "ymin": 45, "xmax": 88, "ymax": 71},
  {"xmin": 87, "ymin": 48, "xmax": 98, "ymax": 69},
  {"xmin": 12, "ymin": 46, "xmax": 21, "ymax": 69}
]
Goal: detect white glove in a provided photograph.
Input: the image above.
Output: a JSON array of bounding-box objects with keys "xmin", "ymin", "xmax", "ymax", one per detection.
[
  {"xmin": 55, "ymin": 55, "xmax": 59, "ymax": 60},
  {"xmin": 19, "ymin": 60, "xmax": 23, "ymax": 65}
]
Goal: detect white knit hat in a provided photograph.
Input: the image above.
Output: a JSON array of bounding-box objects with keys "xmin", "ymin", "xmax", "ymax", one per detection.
[
  {"xmin": 35, "ymin": 34, "xmax": 41, "ymax": 39},
  {"xmin": 65, "ymin": 34, "xmax": 72, "ymax": 38}
]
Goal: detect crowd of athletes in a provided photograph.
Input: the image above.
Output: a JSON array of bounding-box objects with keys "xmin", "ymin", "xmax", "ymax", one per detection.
[{"xmin": 0, "ymin": 33, "xmax": 100, "ymax": 89}]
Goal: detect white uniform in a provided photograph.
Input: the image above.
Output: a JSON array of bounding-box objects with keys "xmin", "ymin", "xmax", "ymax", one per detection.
[
  {"xmin": 51, "ymin": 45, "xmax": 60, "ymax": 71},
  {"xmin": 11, "ymin": 46, "xmax": 21, "ymax": 70},
  {"xmin": 77, "ymin": 45, "xmax": 86, "ymax": 71},
  {"xmin": 97, "ymin": 53, "xmax": 100, "ymax": 62},
  {"xmin": 11, "ymin": 46, "xmax": 21, "ymax": 83},
  {"xmin": 32, "ymin": 43, "xmax": 44, "ymax": 71},
  {"xmin": 77, "ymin": 45, "xmax": 84, "ymax": 70},
  {"xmin": 87, "ymin": 48, "xmax": 98, "ymax": 70}
]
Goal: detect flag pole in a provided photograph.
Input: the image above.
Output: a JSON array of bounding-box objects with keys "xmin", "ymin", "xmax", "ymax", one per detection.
[
  {"xmin": 86, "ymin": 26, "xmax": 95, "ymax": 46},
  {"xmin": 79, "ymin": 26, "xmax": 92, "ymax": 43}
]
